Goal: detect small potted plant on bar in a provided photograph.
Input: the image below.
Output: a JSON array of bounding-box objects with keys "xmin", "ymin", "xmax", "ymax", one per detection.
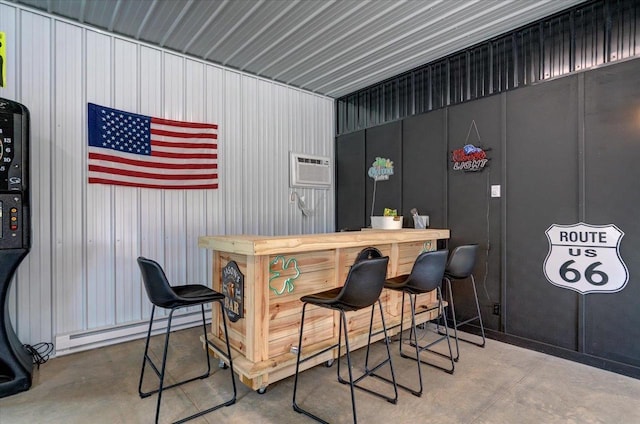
[{"xmin": 371, "ymin": 208, "xmax": 403, "ymax": 229}]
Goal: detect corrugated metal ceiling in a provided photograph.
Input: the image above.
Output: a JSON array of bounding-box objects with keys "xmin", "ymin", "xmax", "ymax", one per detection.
[{"xmin": 8, "ymin": 0, "xmax": 587, "ymax": 98}]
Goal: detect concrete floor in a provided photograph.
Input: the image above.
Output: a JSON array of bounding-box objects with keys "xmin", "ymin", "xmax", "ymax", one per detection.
[{"xmin": 1, "ymin": 326, "xmax": 640, "ymax": 424}]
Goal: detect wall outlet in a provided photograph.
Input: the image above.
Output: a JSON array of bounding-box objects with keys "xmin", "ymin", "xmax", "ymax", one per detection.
[
  {"xmin": 493, "ymin": 303, "xmax": 501, "ymax": 315},
  {"xmin": 491, "ymin": 185, "xmax": 501, "ymax": 198}
]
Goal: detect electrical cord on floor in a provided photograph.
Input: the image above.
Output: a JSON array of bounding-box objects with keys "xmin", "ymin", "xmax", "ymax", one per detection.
[
  {"xmin": 398, "ymin": 321, "xmax": 435, "ymax": 347},
  {"xmin": 482, "ymin": 168, "xmax": 495, "ymax": 304},
  {"xmin": 23, "ymin": 342, "xmax": 55, "ymax": 369}
]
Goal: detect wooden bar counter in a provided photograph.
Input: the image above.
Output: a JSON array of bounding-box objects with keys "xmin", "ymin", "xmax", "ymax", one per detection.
[{"xmin": 198, "ymin": 228, "xmax": 450, "ymax": 392}]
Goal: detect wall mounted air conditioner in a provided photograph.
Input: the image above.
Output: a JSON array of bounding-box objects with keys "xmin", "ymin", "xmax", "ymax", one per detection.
[{"xmin": 289, "ymin": 152, "xmax": 332, "ymax": 189}]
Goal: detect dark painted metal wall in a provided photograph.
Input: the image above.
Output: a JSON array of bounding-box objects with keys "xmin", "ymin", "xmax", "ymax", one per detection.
[
  {"xmin": 505, "ymin": 77, "xmax": 581, "ymax": 350},
  {"xmin": 401, "ymin": 110, "xmax": 447, "ymax": 229},
  {"xmin": 447, "ymin": 96, "xmax": 503, "ymax": 333},
  {"xmin": 336, "ymin": 0, "xmax": 640, "ymax": 137},
  {"xmin": 334, "ymin": 56, "xmax": 640, "ymax": 377},
  {"xmin": 335, "ymin": 131, "xmax": 365, "ymax": 231},
  {"xmin": 583, "ymin": 60, "xmax": 640, "ymax": 367},
  {"xmin": 365, "ymin": 123, "xmax": 403, "ymax": 226},
  {"xmin": 504, "ymin": 59, "xmax": 640, "ymax": 370}
]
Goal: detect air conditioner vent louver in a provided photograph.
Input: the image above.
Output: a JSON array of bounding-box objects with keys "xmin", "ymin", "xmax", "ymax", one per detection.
[{"xmin": 289, "ymin": 152, "xmax": 331, "ymax": 189}]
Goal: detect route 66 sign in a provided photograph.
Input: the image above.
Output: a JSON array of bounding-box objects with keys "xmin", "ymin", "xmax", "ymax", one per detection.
[{"xmin": 543, "ymin": 223, "xmax": 628, "ymax": 294}]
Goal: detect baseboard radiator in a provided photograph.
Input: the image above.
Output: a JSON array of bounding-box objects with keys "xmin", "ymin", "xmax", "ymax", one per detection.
[{"xmin": 55, "ymin": 311, "xmax": 208, "ymax": 357}]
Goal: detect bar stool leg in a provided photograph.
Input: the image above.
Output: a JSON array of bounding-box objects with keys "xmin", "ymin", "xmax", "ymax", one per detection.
[
  {"xmin": 216, "ymin": 300, "xmax": 238, "ymax": 399},
  {"xmin": 363, "ymin": 300, "xmax": 398, "ymax": 404},
  {"xmin": 434, "ymin": 287, "xmax": 456, "ymax": 371},
  {"xmin": 395, "ymin": 288, "xmax": 455, "ymax": 397},
  {"xmin": 443, "ymin": 277, "xmax": 460, "ymax": 361},
  {"xmin": 441, "ymin": 275, "xmax": 486, "ymax": 349},
  {"xmin": 409, "ymin": 288, "xmax": 455, "ymax": 374},
  {"xmin": 292, "ymin": 304, "xmax": 310, "ymax": 417},
  {"xmin": 138, "ymin": 305, "xmax": 156, "ymax": 399},
  {"xmin": 155, "ymin": 309, "xmax": 175, "ymax": 424},
  {"xmin": 199, "ymin": 305, "xmax": 212, "ymax": 377},
  {"xmin": 470, "ymin": 275, "xmax": 487, "ymax": 347},
  {"xmin": 176, "ymin": 303, "xmax": 237, "ymax": 424},
  {"xmin": 339, "ymin": 310, "xmax": 358, "ymax": 423},
  {"xmin": 363, "ymin": 303, "xmax": 376, "ymax": 370},
  {"xmin": 336, "ymin": 309, "xmax": 346, "ymax": 384},
  {"xmin": 294, "ymin": 303, "xmax": 395, "ymax": 423},
  {"xmin": 388, "ymin": 292, "xmax": 424, "ymax": 397},
  {"xmin": 293, "ymin": 304, "xmax": 331, "ymax": 423},
  {"xmin": 407, "ymin": 294, "xmax": 424, "ymax": 396}
]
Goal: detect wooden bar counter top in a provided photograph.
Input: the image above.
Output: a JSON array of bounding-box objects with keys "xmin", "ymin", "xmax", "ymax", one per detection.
[{"xmin": 198, "ymin": 228, "xmax": 450, "ymax": 393}]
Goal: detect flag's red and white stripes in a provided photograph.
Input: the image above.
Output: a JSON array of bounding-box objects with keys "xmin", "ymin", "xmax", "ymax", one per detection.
[{"xmin": 88, "ymin": 108, "xmax": 218, "ymax": 190}]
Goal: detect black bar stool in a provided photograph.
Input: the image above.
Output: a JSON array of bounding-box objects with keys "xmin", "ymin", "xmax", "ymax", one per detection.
[
  {"xmin": 442, "ymin": 244, "xmax": 486, "ymax": 361},
  {"xmin": 292, "ymin": 252, "xmax": 397, "ymax": 424},
  {"xmin": 381, "ymin": 249, "xmax": 454, "ymax": 397},
  {"xmin": 137, "ymin": 257, "xmax": 237, "ymax": 424}
]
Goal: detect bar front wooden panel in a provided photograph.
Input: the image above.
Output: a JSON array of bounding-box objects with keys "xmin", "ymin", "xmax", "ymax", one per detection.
[{"xmin": 199, "ymin": 229, "xmax": 449, "ymax": 391}]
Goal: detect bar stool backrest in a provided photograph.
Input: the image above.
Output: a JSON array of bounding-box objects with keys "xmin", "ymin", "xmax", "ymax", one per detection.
[
  {"xmin": 338, "ymin": 256, "xmax": 389, "ymax": 309},
  {"xmin": 137, "ymin": 256, "xmax": 182, "ymax": 309},
  {"xmin": 446, "ymin": 245, "xmax": 478, "ymax": 279},
  {"xmin": 404, "ymin": 249, "xmax": 448, "ymax": 292},
  {"xmin": 354, "ymin": 246, "xmax": 383, "ymax": 262}
]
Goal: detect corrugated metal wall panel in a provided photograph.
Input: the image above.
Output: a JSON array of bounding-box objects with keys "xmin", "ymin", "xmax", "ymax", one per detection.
[
  {"xmin": 204, "ymin": 64, "xmax": 225, "ymax": 241},
  {"xmin": 222, "ymin": 70, "xmax": 243, "ymax": 235},
  {"xmin": 336, "ymin": 0, "xmax": 640, "ymax": 135},
  {"xmin": 113, "ymin": 38, "xmax": 141, "ymax": 325},
  {"xmin": 255, "ymin": 78, "xmax": 272, "ymax": 233},
  {"xmin": 9, "ymin": 0, "xmax": 587, "ymax": 98},
  {"xmin": 2, "ymin": 4, "xmax": 334, "ymax": 351},
  {"xmin": 138, "ymin": 45, "xmax": 164, "ymax": 321},
  {"xmin": 53, "ymin": 20, "xmax": 84, "ymax": 334},
  {"xmin": 27, "ymin": 11, "xmax": 53, "ymax": 344},
  {"xmin": 85, "ymin": 30, "xmax": 115, "ymax": 329},
  {"xmin": 241, "ymin": 75, "xmax": 258, "ymax": 234},
  {"xmin": 2, "ymin": 4, "xmax": 18, "ymax": 331},
  {"xmin": 161, "ymin": 52, "xmax": 188, "ymax": 298},
  {"xmin": 183, "ymin": 59, "xmax": 208, "ymax": 287}
]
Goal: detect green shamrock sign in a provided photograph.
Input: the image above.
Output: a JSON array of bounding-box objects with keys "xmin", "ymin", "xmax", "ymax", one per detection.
[{"xmin": 269, "ymin": 255, "xmax": 301, "ymax": 295}]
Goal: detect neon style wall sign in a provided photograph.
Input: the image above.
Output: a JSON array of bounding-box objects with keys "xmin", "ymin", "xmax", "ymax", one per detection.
[
  {"xmin": 368, "ymin": 157, "xmax": 394, "ymax": 181},
  {"xmin": 451, "ymin": 120, "xmax": 490, "ymax": 172}
]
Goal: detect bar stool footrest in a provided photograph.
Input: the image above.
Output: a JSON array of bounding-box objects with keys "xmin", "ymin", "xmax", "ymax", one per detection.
[
  {"xmin": 337, "ymin": 356, "xmax": 398, "ymax": 404},
  {"xmin": 371, "ymin": 372, "xmax": 422, "ymax": 397}
]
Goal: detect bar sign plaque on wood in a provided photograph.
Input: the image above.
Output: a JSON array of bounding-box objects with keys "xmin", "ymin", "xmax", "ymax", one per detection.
[{"xmin": 222, "ymin": 261, "xmax": 244, "ymax": 322}]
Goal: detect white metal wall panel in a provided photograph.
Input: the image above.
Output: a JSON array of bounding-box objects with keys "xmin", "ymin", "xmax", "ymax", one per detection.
[
  {"xmin": 113, "ymin": 38, "xmax": 141, "ymax": 325},
  {"xmin": 2, "ymin": 4, "xmax": 334, "ymax": 353},
  {"xmin": 85, "ymin": 30, "xmax": 115, "ymax": 329},
  {"xmin": 273, "ymin": 83, "xmax": 290, "ymax": 234},
  {"xmin": 184, "ymin": 59, "xmax": 208, "ymax": 287},
  {"xmin": 138, "ymin": 45, "xmax": 164, "ymax": 321},
  {"xmin": 257, "ymin": 80, "xmax": 275, "ymax": 235},
  {"xmin": 241, "ymin": 75, "xmax": 258, "ymax": 234},
  {"xmin": 222, "ymin": 71, "xmax": 243, "ymax": 235},
  {"xmin": 203, "ymin": 65, "xmax": 226, "ymax": 286},
  {"xmin": 53, "ymin": 20, "xmax": 85, "ymax": 334},
  {"xmin": 290, "ymin": 91, "xmax": 304, "ymax": 232},
  {"xmin": 22, "ymin": 11, "xmax": 53, "ymax": 344},
  {"xmin": 162, "ymin": 52, "xmax": 188, "ymax": 292}
]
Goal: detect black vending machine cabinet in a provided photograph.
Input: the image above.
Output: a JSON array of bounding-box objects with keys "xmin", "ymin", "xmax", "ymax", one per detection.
[{"xmin": 0, "ymin": 98, "xmax": 32, "ymax": 398}]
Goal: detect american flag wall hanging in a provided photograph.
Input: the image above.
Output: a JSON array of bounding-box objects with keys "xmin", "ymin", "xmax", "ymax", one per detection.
[{"xmin": 87, "ymin": 103, "xmax": 218, "ymax": 190}]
